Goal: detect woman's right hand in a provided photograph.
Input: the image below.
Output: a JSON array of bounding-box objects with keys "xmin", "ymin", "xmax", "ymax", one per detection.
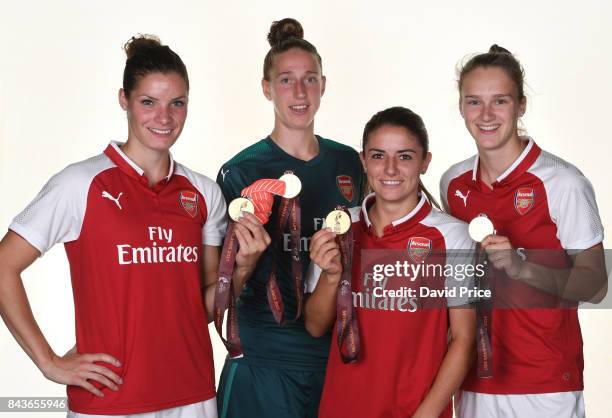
[
  {"xmin": 40, "ymin": 346, "xmax": 123, "ymax": 397},
  {"xmin": 309, "ymin": 229, "xmax": 342, "ymax": 281}
]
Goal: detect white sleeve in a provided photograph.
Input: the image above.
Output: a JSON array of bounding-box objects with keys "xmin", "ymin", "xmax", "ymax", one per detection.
[
  {"xmin": 422, "ymin": 210, "xmax": 476, "ymax": 307},
  {"xmin": 305, "ymin": 206, "xmax": 361, "ymax": 294},
  {"xmin": 200, "ymin": 179, "xmax": 227, "ymax": 247},
  {"xmin": 444, "ymin": 230, "xmax": 477, "ymax": 307},
  {"xmin": 9, "ymin": 165, "xmax": 92, "ymax": 255},
  {"xmin": 202, "ymin": 182, "xmax": 227, "ymax": 246},
  {"xmin": 304, "ymin": 262, "xmax": 323, "ymax": 293},
  {"xmin": 548, "ymin": 171, "xmax": 604, "ymax": 252}
]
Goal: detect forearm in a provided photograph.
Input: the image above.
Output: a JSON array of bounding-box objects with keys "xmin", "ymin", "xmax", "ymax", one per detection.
[
  {"xmin": 414, "ymin": 307, "xmax": 475, "ymax": 417},
  {"xmin": 413, "ymin": 334, "xmax": 474, "ymax": 417},
  {"xmin": 0, "ymin": 271, "xmax": 56, "ymax": 373},
  {"xmin": 232, "ymin": 265, "xmax": 254, "ymax": 298},
  {"xmin": 304, "ymin": 272, "xmax": 340, "ymax": 338},
  {"xmin": 518, "ymin": 259, "xmax": 606, "ymax": 302}
]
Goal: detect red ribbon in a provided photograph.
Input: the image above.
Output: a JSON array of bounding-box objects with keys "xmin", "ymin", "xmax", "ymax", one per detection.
[
  {"xmin": 335, "ymin": 207, "xmax": 360, "ymax": 363},
  {"xmin": 475, "ymin": 242, "xmax": 493, "ymax": 378},
  {"xmin": 213, "ymin": 222, "xmax": 243, "ymax": 357},
  {"xmin": 241, "ymin": 179, "xmax": 286, "ymax": 224}
]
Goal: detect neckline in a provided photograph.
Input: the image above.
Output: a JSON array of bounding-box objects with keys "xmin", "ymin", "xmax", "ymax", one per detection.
[{"xmin": 264, "ymin": 135, "xmax": 326, "ymax": 166}]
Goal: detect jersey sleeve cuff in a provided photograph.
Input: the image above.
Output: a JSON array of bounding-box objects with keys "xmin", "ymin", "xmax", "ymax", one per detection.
[
  {"xmin": 8, "ymin": 222, "xmax": 47, "ymax": 256},
  {"xmin": 565, "ymin": 235, "xmax": 604, "ymax": 255},
  {"xmin": 203, "ymin": 234, "xmax": 224, "ymax": 247}
]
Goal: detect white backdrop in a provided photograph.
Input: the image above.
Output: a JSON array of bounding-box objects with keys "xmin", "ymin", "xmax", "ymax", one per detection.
[{"xmin": 1, "ymin": 1, "xmax": 611, "ymax": 417}]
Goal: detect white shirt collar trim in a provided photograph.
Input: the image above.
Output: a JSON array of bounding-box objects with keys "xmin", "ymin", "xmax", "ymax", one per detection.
[
  {"xmin": 472, "ymin": 136, "xmax": 534, "ymax": 182},
  {"xmin": 361, "ymin": 193, "xmax": 427, "ymax": 228},
  {"xmin": 110, "ymin": 141, "xmax": 174, "ymax": 180}
]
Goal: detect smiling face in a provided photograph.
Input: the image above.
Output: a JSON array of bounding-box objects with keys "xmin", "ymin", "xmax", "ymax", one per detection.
[
  {"xmin": 262, "ymin": 48, "xmax": 325, "ymax": 132},
  {"xmin": 119, "ymin": 72, "xmax": 188, "ymax": 154},
  {"xmin": 360, "ymin": 125, "xmax": 431, "ymax": 207},
  {"xmin": 459, "ymin": 66, "xmax": 526, "ymax": 152}
]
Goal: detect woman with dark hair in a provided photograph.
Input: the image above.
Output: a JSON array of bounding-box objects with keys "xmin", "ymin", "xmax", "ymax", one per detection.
[
  {"xmin": 441, "ymin": 45, "xmax": 607, "ymax": 418},
  {"xmin": 215, "ymin": 18, "xmax": 364, "ymax": 418},
  {"xmin": 306, "ymin": 106, "xmax": 476, "ymax": 418},
  {"xmin": 0, "ymin": 34, "xmax": 266, "ymax": 418}
]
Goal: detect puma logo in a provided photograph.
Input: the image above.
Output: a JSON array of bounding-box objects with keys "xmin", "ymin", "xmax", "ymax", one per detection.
[
  {"xmin": 220, "ymin": 168, "xmax": 229, "ymax": 181},
  {"xmin": 102, "ymin": 191, "xmax": 123, "ymax": 210},
  {"xmin": 454, "ymin": 189, "xmax": 470, "ymax": 207}
]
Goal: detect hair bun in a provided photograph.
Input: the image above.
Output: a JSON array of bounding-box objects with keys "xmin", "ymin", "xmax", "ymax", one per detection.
[
  {"xmin": 267, "ymin": 18, "xmax": 304, "ymax": 47},
  {"xmin": 489, "ymin": 44, "xmax": 512, "ymax": 55},
  {"xmin": 124, "ymin": 34, "xmax": 162, "ymax": 59}
]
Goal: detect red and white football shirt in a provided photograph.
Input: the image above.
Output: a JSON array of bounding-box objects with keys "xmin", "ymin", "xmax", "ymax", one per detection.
[
  {"xmin": 440, "ymin": 137, "xmax": 604, "ymax": 394},
  {"xmin": 10, "ymin": 142, "xmax": 226, "ymax": 415},
  {"xmin": 317, "ymin": 194, "xmax": 475, "ymax": 418}
]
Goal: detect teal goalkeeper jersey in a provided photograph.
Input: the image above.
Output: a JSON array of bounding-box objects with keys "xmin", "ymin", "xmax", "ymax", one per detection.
[{"xmin": 216, "ymin": 136, "xmax": 364, "ymax": 371}]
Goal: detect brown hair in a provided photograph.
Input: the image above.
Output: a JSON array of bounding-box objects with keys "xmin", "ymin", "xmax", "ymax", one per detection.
[
  {"xmin": 122, "ymin": 34, "xmax": 189, "ymax": 98},
  {"xmin": 458, "ymin": 44, "xmax": 525, "ymax": 101},
  {"xmin": 362, "ymin": 106, "xmax": 440, "ymax": 209},
  {"xmin": 262, "ymin": 18, "xmax": 322, "ymax": 81}
]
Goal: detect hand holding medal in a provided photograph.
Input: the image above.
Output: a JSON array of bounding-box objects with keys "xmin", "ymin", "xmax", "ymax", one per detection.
[
  {"xmin": 320, "ymin": 206, "xmax": 360, "ymax": 363},
  {"xmin": 214, "ymin": 172, "xmax": 303, "ymax": 357}
]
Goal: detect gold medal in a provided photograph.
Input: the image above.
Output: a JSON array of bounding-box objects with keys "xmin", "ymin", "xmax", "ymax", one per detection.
[
  {"xmin": 325, "ymin": 209, "xmax": 351, "ymax": 234},
  {"xmin": 279, "ymin": 173, "xmax": 302, "ymax": 198},
  {"xmin": 469, "ymin": 215, "xmax": 495, "ymax": 242},
  {"xmin": 228, "ymin": 197, "xmax": 255, "ymax": 222}
]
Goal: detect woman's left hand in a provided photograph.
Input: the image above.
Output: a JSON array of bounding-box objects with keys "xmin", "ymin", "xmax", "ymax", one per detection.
[{"xmin": 481, "ymin": 234, "xmax": 523, "ymax": 278}]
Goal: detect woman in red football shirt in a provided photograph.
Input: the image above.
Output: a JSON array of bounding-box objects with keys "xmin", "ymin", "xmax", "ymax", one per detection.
[
  {"xmin": 305, "ymin": 106, "xmax": 476, "ymax": 418},
  {"xmin": 441, "ymin": 44, "xmax": 607, "ymax": 418},
  {"xmin": 0, "ymin": 35, "xmax": 267, "ymax": 418}
]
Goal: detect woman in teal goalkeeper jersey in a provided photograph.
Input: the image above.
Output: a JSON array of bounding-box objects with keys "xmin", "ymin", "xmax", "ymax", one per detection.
[{"xmin": 215, "ymin": 17, "xmax": 364, "ymax": 418}]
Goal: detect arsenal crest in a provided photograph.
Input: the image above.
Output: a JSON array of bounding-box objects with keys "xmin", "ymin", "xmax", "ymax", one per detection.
[
  {"xmin": 336, "ymin": 175, "xmax": 354, "ymax": 202},
  {"xmin": 179, "ymin": 190, "xmax": 199, "ymax": 218},
  {"xmin": 514, "ymin": 187, "xmax": 535, "ymax": 215},
  {"xmin": 407, "ymin": 237, "xmax": 432, "ymax": 263}
]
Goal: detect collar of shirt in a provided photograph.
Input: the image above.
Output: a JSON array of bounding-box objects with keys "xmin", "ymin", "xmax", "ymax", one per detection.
[
  {"xmin": 104, "ymin": 141, "xmax": 175, "ymax": 189},
  {"xmin": 360, "ymin": 192, "xmax": 431, "ymax": 237},
  {"xmin": 471, "ymin": 136, "xmax": 541, "ymax": 189}
]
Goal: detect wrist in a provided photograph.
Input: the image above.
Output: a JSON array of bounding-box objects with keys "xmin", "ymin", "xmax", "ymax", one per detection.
[
  {"xmin": 323, "ymin": 271, "xmax": 341, "ymax": 285},
  {"xmin": 233, "ymin": 265, "xmax": 254, "ymax": 285},
  {"xmin": 37, "ymin": 350, "xmax": 59, "ymax": 376}
]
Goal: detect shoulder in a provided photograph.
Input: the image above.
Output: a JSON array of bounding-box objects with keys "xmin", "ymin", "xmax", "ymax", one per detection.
[
  {"xmin": 528, "ymin": 149, "xmax": 590, "ymax": 190},
  {"xmin": 52, "ymin": 153, "xmax": 115, "ymax": 189},
  {"xmin": 319, "ymin": 136, "xmax": 360, "ymax": 158},
  {"xmin": 421, "ymin": 207, "xmax": 474, "ymax": 250},
  {"xmin": 220, "ymin": 139, "xmax": 273, "ymax": 169},
  {"xmin": 441, "ymin": 155, "xmax": 476, "ymax": 189},
  {"xmin": 175, "ymin": 162, "xmax": 223, "ymax": 199}
]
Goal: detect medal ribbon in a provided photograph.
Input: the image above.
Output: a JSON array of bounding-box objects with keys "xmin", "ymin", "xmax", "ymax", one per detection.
[
  {"xmin": 214, "ymin": 177, "xmax": 304, "ymax": 356},
  {"xmin": 213, "ymin": 221, "xmax": 243, "ymax": 358},
  {"xmin": 475, "ymin": 242, "xmax": 493, "ymax": 378},
  {"xmin": 267, "ymin": 195, "xmax": 303, "ymax": 324},
  {"xmin": 241, "ymin": 179, "xmax": 286, "ymax": 224},
  {"xmin": 213, "ymin": 178, "xmax": 289, "ymax": 357},
  {"xmin": 335, "ymin": 207, "xmax": 360, "ymax": 363}
]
